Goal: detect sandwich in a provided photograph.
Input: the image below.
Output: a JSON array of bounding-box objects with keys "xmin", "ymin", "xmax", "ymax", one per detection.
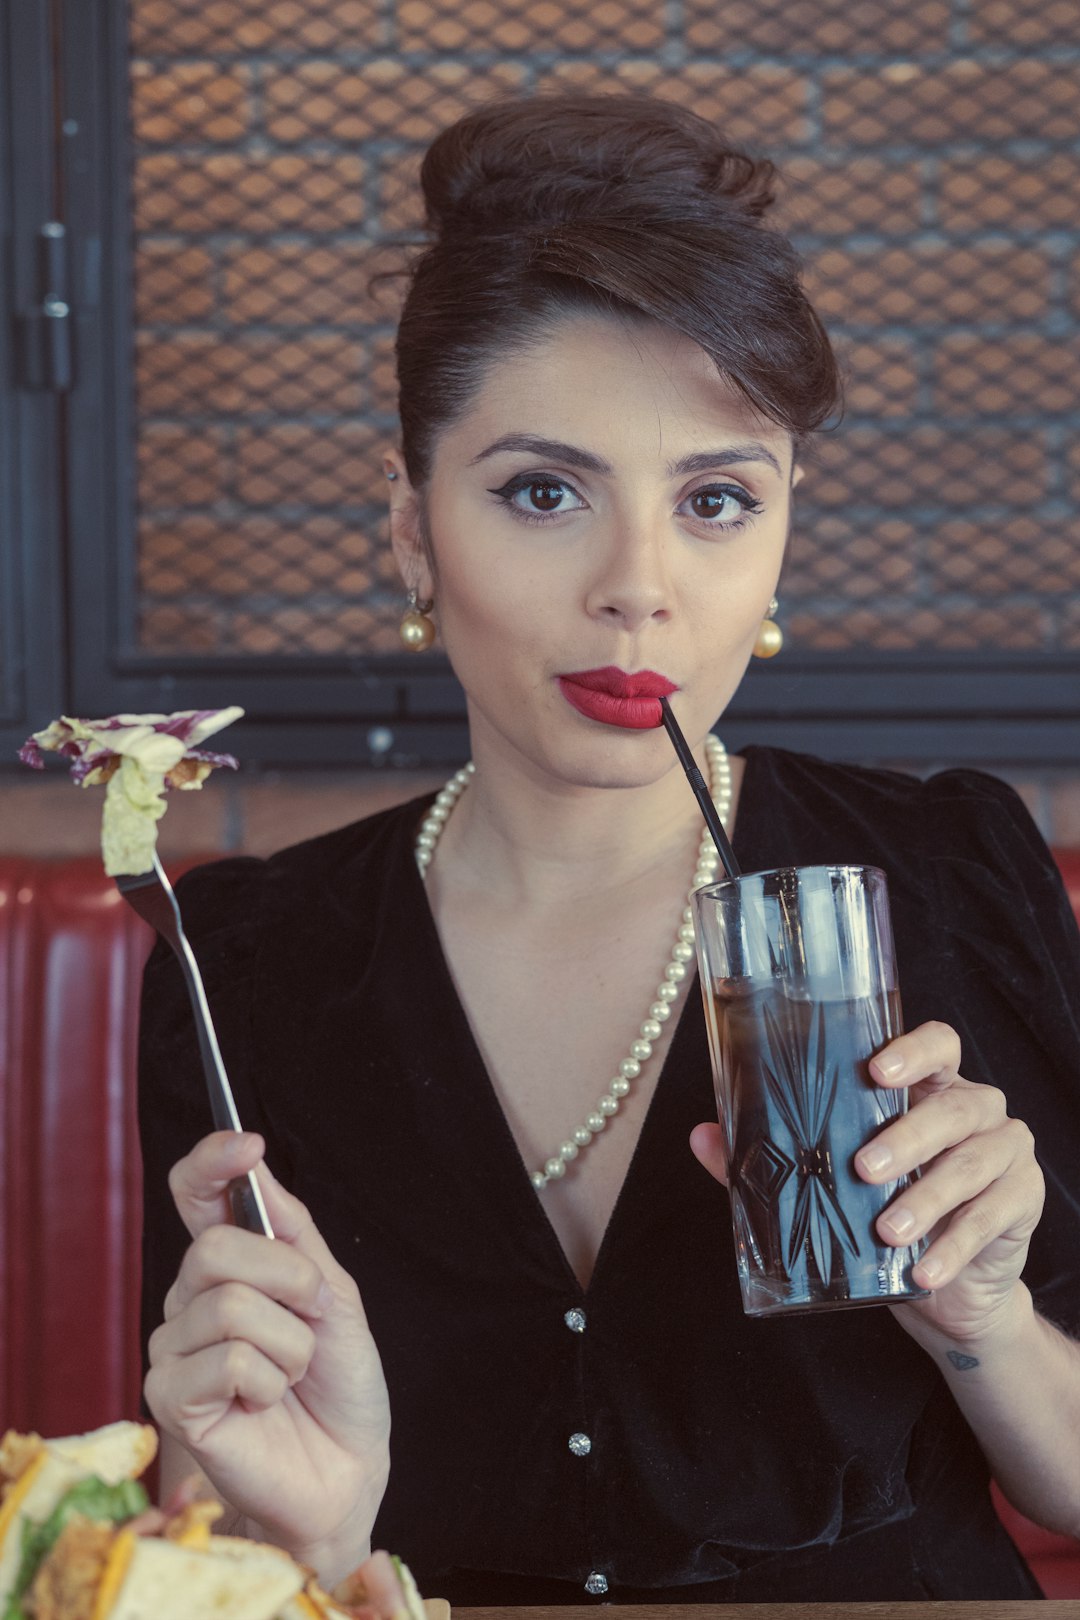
[
  {"xmin": 2, "ymin": 1423, "xmax": 436, "ymax": 1620},
  {"xmin": 0, "ymin": 1421, "xmax": 157, "ymax": 1620},
  {"xmin": 25, "ymin": 1517, "xmax": 427, "ymax": 1620},
  {"xmin": 26, "ymin": 1515, "xmax": 306, "ymax": 1620}
]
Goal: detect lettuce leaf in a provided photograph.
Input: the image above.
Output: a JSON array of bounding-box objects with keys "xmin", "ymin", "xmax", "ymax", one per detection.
[{"xmin": 7, "ymin": 1476, "xmax": 149, "ymax": 1617}]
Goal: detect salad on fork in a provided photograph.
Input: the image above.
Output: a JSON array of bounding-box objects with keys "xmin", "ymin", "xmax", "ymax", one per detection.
[{"xmin": 19, "ymin": 707, "xmax": 244, "ymax": 877}]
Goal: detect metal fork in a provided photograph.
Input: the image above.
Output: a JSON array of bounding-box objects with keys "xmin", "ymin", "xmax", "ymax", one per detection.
[{"xmin": 118, "ymin": 852, "xmax": 274, "ymax": 1237}]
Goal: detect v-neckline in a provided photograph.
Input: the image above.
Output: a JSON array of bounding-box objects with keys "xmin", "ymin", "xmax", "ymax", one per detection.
[{"xmin": 402, "ymin": 747, "xmax": 758, "ymax": 1302}]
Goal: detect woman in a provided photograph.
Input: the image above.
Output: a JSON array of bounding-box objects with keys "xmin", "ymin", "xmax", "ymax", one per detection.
[{"xmin": 139, "ymin": 95, "xmax": 1080, "ymax": 1604}]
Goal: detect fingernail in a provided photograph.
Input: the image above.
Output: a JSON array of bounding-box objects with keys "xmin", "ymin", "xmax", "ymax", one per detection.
[
  {"xmin": 316, "ymin": 1280, "xmax": 335, "ymax": 1315},
  {"xmin": 858, "ymin": 1143, "xmax": 893, "ymax": 1175},
  {"xmin": 918, "ymin": 1254, "xmax": 943, "ymax": 1284},
  {"xmin": 884, "ymin": 1205, "xmax": 915, "ymax": 1239},
  {"xmin": 873, "ymin": 1052, "xmax": 905, "ymax": 1079}
]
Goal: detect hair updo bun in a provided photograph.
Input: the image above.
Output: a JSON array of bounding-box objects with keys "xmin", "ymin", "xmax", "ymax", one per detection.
[
  {"xmin": 419, "ymin": 96, "xmax": 778, "ymax": 239},
  {"xmin": 395, "ymin": 94, "xmax": 840, "ymax": 485}
]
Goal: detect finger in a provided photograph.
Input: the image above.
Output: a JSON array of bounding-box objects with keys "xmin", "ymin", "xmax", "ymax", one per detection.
[
  {"xmin": 908, "ymin": 1175, "xmax": 1041, "ymax": 1290},
  {"xmin": 145, "ymin": 1339, "xmax": 292, "ymax": 1434},
  {"xmin": 151, "ymin": 1280, "xmax": 317, "ymax": 1384},
  {"xmin": 869, "ymin": 1020, "xmax": 962, "ymax": 1088},
  {"xmin": 167, "ymin": 1221, "xmax": 332, "ymax": 1320},
  {"xmin": 856, "ymin": 1077, "xmax": 1007, "ymax": 1183},
  {"xmin": 873, "ymin": 1120, "xmax": 1024, "ymax": 1247},
  {"xmin": 252, "ymin": 1161, "xmax": 362, "ymax": 1302},
  {"xmin": 169, "ymin": 1132, "xmax": 267, "ymax": 1239},
  {"xmin": 689, "ymin": 1122, "xmax": 728, "ymax": 1187}
]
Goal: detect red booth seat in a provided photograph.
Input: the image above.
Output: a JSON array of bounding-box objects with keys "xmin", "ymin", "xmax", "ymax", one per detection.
[
  {"xmin": 0, "ymin": 859, "xmax": 150, "ymax": 1436},
  {"xmin": 2, "ymin": 848, "xmax": 1080, "ymax": 1594}
]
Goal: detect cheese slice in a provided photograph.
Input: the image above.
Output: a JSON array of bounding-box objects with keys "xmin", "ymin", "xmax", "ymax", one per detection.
[
  {"xmin": 0, "ymin": 1451, "xmax": 48, "ymax": 1544},
  {"xmin": 90, "ymin": 1529, "xmax": 137, "ymax": 1620},
  {"xmin": 172, "ymin": 1521, "xmax": 211, "ymax": 1550}
]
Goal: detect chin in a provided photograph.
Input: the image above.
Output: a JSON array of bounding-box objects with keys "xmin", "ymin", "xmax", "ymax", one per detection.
[{"xmin": 538, "ymin": 721, "xmax": 685, "ymax": 792}]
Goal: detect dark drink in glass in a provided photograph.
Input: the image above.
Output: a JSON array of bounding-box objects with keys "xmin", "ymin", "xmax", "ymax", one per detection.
[{"xmin": 694, "ymin": 867, "xmax": 929, "ymax": 1316}]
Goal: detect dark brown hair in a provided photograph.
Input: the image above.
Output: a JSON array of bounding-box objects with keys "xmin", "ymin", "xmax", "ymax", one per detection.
[{"xmin": 395, "ymin": 95, "xmax": 841, "ymax": 485}]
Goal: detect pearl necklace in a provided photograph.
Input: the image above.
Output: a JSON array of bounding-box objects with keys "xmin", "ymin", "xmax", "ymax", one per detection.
[{"xmin": 415, "ymin": 735, "xmax": 732, "ymax": 1190}]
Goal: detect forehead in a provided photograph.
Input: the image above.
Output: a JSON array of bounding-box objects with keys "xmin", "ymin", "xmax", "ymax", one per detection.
[{"xmin": 433, "ymin": 312, "xmax": 794, "ymax": 471}]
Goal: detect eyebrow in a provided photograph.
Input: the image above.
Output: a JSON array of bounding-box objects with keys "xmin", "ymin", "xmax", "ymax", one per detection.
[
  {"xmin": 673, "ymin": 446, "xmax": 785, "ymax": 479},
  {"xmin": 469, "ymin": 433, "xmax": 785, "ymax": 480}
]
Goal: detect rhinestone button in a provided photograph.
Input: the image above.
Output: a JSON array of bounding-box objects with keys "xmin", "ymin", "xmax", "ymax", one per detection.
[
  {"xmin": 568, "ymin": 1432, "xmax": 592, "ymax": 1456},
  {"xmin": 584, "ymin": 1571, "xmax": 609, "ymax": 1596},
  {"xmin": 564, "ymin": 1308, "xmax": 586, "ymax": 1333}
]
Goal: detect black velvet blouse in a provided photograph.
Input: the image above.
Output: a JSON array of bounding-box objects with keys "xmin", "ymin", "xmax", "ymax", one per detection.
[{"xmin": 138, "ymin": 745, "xmax": 1080, "ymax": 1605}]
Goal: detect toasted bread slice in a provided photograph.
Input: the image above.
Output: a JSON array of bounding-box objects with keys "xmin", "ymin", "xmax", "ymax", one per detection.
[
  {"xmin": 104, "ymin": 1534, "xmax": 304, "ymax": 1620},
  {"xmin": 47, "ymin": 1425, "xmax": 156, "ymax": 1488}
]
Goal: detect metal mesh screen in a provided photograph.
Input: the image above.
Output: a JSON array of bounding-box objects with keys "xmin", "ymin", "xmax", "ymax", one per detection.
[{"xmin": 128, "ymin": 0, "xmax": 1080, "ymax": 658}]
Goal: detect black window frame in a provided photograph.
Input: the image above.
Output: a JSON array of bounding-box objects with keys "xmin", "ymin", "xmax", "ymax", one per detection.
[{"xmin": 0, "ymin": 0, "xmax": 68, "ymax": 768}]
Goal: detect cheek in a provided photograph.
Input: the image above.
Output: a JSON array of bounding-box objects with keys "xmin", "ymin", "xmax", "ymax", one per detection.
[
  {"xmin": 433, "ymin": 553, "xmax": 563, "ymax": 691},
  {"xmin": 687, "ymin": 570, "xmax": 770, "ymax": 645},
  {"xmin": 439, "ymin": 561, "xmax": 546, "ymax": 634},
  {"xmin": 433, "ymin": 521, "xmax": 570, "ymax": 636}
]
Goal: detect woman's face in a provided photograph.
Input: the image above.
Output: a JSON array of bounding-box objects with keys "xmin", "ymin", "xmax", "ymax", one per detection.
[{"xmin": 391, "ymin": 313, "xmax": 797, "ymax": 789}]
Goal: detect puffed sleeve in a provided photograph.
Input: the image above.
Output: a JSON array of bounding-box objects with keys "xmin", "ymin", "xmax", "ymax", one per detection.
[
  {"xmin": 924, "ymin": 769, "xmax": 1080, "ymax": 1336},
  {"xmin": 137, "ymin": 855, "xmax": 277, "ymax": 1375}
]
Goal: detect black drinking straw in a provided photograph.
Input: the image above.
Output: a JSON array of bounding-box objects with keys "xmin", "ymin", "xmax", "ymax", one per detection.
[{"xmin": 659, "ymin": 695, "xmax": 741, "ymax": 880}]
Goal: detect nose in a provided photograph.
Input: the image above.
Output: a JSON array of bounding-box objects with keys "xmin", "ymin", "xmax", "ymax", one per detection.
[{"xmin": 583, "ymin": 517, "xmax": 674, "ymax": 632}]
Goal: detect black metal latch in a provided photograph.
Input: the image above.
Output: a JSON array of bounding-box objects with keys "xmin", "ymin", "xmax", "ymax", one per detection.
[{"xmin": 15, "ymin": 222, "xmax": 74, "ymax": 392}]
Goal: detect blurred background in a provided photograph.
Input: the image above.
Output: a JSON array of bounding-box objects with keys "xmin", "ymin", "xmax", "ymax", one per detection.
[{"xmin": 2, "ymin": 0, "xmax": 1079, "ymax": 856}]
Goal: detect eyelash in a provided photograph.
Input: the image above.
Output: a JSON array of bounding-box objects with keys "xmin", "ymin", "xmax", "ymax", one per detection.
[{"xmin": 487, "ymin": 473, "xmax": 765, "ymax": 532}]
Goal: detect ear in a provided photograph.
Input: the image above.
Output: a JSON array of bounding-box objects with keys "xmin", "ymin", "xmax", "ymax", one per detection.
[
  {"xmin": 791, "ymin": 462, "xmax": 806, "ymax": 489},
  {"xmin": 385, "ymin": 451, "xmax": 435, "ymax": 601}
]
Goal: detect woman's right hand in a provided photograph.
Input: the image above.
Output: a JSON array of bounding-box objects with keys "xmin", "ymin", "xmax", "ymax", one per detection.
[{"xmin": 144, "ymin": 1131, "xmax": 391, "ymax": 1582}]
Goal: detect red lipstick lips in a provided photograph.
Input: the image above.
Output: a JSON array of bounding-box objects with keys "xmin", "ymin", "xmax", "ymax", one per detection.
[{"xmin": 557, "ymin": 666, "xmax": 678, "ymax": 730}]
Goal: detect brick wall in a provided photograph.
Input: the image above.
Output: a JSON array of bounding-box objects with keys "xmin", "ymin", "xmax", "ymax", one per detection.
[{"xmin": 126, "ymin": 0, "xmax": 1080, "ymax": 662}]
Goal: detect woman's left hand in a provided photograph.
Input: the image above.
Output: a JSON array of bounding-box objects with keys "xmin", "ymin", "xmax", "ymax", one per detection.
[
  {"xmin": 690, "ymin": 1018, "xmax": 1046, "ymax": 1346},
  {"xmin": 693, "ymin": 1017, "xmax": 1049, "ymax": 1347},
  {"xmin": 856, "ymin": 1019, "xmax": 1045, "ymax": 1345}
]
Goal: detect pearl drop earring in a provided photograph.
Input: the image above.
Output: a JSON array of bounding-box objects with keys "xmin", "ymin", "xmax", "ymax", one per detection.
[
  {"xmin": 753, "ymin": 596, "xmax": 783, "ymax": 659},
  {"xmin": 400, "ymin": 589, "xmax": 436, "ymax": 651}
]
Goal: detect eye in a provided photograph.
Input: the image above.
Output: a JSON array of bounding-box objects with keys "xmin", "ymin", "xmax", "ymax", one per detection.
[
  {"xmin": 489, "ymin": 473, "xmax": 588, "ymax": 522},
  {"xmin": 681, "ymin": 483, "xmax": 764, "ymax": 528}
]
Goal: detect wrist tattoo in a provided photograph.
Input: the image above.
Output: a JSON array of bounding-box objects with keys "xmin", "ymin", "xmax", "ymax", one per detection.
[{"xmin": 946, "ymin": 1349, "xmax": 980, "ymax": 1371}]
